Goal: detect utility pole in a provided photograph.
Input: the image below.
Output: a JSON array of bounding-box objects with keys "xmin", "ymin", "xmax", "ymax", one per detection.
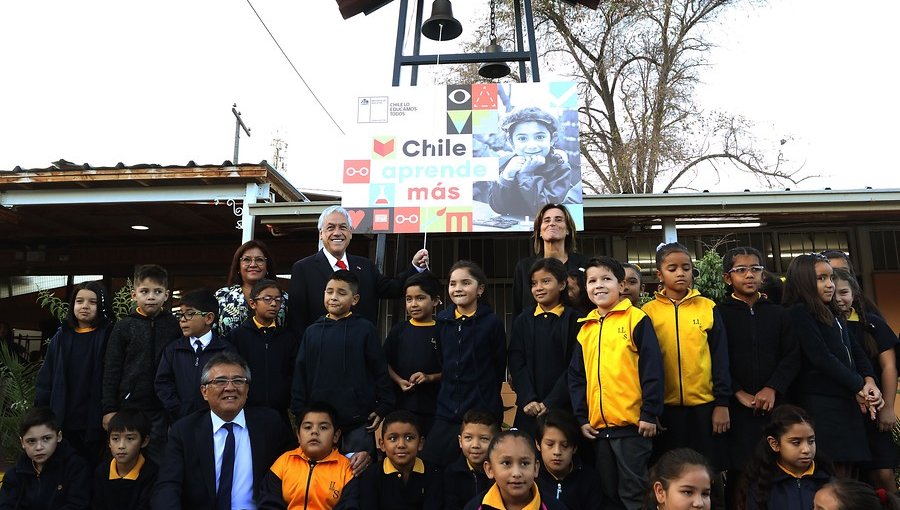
[{"xmin": 232, "ymin": 104, "xmax": 251, "ymax": 163}]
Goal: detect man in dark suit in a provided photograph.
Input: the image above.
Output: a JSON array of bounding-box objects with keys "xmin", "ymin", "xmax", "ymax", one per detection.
[
  {"xmin": 287, "ymin": 205, "xmax": 430, "ymax": 339},
  {"xmin": 152, "ymin": 352, "xmax": 293, "ymax": 510}
]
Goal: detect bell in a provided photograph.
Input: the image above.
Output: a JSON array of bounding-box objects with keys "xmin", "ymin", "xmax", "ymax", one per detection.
[
  {"xmin": 478, "ymin": 40, "xmax": 511, "ymax": 79},
  {"xmin": 421, "ymin": 0, "xmax": 463, "ymax": 41}
]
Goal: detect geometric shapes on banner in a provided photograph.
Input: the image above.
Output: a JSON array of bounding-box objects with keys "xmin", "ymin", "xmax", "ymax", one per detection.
[
  {"xmin": 372, "ymin": 137, "xmax": 395, "ymax": 159},
  {"xmin": 442, "ymin": 208, "xmax": 473, "ymax": 232},
  {"xmin": 393, "ymin": 207, "xmax": 421, "ymax": 233},
  {"xmin": 369, "ymin": 183, "xmax": 395, "ymax": 207},
  {"xmin": 549, "ymin": 82, "xmax": 578, "ymax": 108},
  {"xmin": 343, "ymin": 160, "xmax": 371, "ymax": 183},
  {"xmin": 446, "ymin": 85, "xmax": 472, "ymax": 110},
  {"xmin": 346, "ymin": 209, "xmax": 367, "ymax": 230},
  {"xmin": 472, "ymin": 110, "xmax": 499, "ymax": 135},
  {"xmin": 471, "ymin": 83, "xmax": 498, "ymax": 110},
  {"xmin": 372, "ymin": 208, "xmax": 392, "ymax": 231},
  {"xmin": 447, "ymin": 110, "xmax": 472, "ymax": 134},
  {"xmin": 421, "ymin": 206, "xmax": 472, "ymax": 232}
]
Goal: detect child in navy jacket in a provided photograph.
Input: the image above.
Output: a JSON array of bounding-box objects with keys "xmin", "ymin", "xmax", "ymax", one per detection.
[
  {"xmin": 291, "ymin": 270, "xmax": 394, "ymax": 456},
  {"xmin": 0, "ymin": 407, "xmax": 90, "ymax": 510},
  {"xmin": 226, "ymin": 279, "xmax": 298, "ymax": 424},
  {"xmin": 718, "ymin": 247, "xmax": 800, "ymax": 474},
  {"xmin": 422, "ymin": 261, "xmax": 507, "ymax": 468},
  {"xmin": 154, "ymin": 288, "xmax": 233, "ymax": 423}
]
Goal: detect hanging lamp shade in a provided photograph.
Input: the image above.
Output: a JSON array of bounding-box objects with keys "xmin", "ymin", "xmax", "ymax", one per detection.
[
  {"xmin": 478, "ymin": 40, "xmax": 511, "ymax": 79},
  {"xmin": 421, "ymin": 0, "xmax": 463, "ymax": 41}
]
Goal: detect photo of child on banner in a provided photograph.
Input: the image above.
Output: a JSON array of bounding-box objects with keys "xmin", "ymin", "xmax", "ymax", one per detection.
[{"xmin": 472, "ymin": 84, "xmax": 582, "ymax": 223}]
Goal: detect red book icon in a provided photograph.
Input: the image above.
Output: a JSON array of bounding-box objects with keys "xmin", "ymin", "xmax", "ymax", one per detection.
[{"xmin": 373, "ymin": 138, "xmax": 394, "ymax": 158}]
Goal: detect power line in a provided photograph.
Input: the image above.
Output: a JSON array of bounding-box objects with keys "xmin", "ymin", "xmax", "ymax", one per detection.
[{"xmin": 244, "ymin": 0, "xmax": 346, "ymax": 135}]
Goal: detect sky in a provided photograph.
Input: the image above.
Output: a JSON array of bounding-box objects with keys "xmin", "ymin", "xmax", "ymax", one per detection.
[{"xmin": 0, "ymin": 0, "xmax": 897, "ymax": 193}]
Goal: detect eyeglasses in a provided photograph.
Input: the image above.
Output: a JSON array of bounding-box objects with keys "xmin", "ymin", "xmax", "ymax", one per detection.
[
  {"xmin": 203, "ymin": 377, "xmax": 249, "ymax": 388},
  {"xmin": 728, "ymin": 265, "xmax": 765, "ymax": 275},
  {"xmin": 240, "ymin": 256, "xmax": 267, "ymax": 266},
  {"xmin": 174, "ymin": 310, "xmax": 212, "ymax": 321},
  {"xmin": 252, "ymin": 296, "xmax": 283, "ymax": 305}
]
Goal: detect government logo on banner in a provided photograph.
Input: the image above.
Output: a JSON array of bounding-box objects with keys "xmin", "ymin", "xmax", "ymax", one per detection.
[{"xmin": 345, "ymin": 82, "xmax": 583, "ymax": 233}]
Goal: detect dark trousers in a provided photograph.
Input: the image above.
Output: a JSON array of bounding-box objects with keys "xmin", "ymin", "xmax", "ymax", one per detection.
[
  {"xmin": 145, "ymin": 410, "xmax": 168, "ymax": 466},
  {"xmin": 341, "ymin": 424, "xmax": 375, "ymax": 456},
  {"xmin": 654, "ymin": 403, "xmax": 727, "ymax": 470},
  {"xmin": 420, "ymin": 418, "xmax": 461, "ymax": 469},
  {"xmin": 593, "ymin": 435, "xmax": 652, "ymax": 510}
]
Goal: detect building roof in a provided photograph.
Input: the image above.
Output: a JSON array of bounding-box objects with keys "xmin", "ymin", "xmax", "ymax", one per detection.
[{"xmin": 0, "ymin": 160, "xmax": 321, "ymax": 246}]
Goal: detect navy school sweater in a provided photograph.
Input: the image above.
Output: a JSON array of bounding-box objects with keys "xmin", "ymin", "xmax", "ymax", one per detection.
[
  {"xmin": 444, "ymin": 454, "xmax": 491, "ymax": 510},
  {"xmin": 359, "ymin": 458, "xmax": 443, "ymax": 510},
  {"xmin": 383, "ymin": 320, "xmax": 441, "ymax": 416},
  {"xmin": 0, "ymin": 441, "xmax": 90, "ymax": 510},
  {"xmin": 290, "ymin": 314, "xmax": 394, "ymax": 428},
  {"xmin": 90, "ymin": 456, "xmax": 158, "ymax": 510},
  {"xmin": 536, "ymin": 459, "xmax": 602, "ymax": 510},
  {"xmin": 507, "ymin": 305, "xmax": 580, "ymax": 411},
  {"xmin": 226, "ymin": 318, "xmax": 299, "ymax": 418},
  {"xmin": 718, "ymin": 294, "xmax": 799, "ymax": 398},
  {"xmin": 154, "ymin": 332, "xmax": 233, "ymax": 422},
  {"xmin": 434, "ymin": 304, "xmax": 507, "ymax": 423}
]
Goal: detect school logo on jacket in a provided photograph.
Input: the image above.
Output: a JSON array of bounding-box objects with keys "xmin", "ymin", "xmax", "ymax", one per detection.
[{"xmin": 329, "ymin": 480, "xmax": 341, "ymax": 499}]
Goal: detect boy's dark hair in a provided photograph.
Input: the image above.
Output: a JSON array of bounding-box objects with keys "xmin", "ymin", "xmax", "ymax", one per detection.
[
  {"xmin": 531, "ymin": 204, "xmax": 578, "ymax": 256},
  {"xmin": 585, "ymin": 256, "xmax": 625, "ymax": 282},
  {"xmin": 655, "ymin": 242, "xmax": 692, "ymax": 268},
  {"xmin": 500, "ymin": 106, "xmax": 558, "ymax": 139},
  {"xmin": 180, "ymin": 288, "xmax": 218, "ymax": 321},
  {"xmin": 66, "ymin": 280, "xmax": 112, "ymax": 329},
  {"xmin": 227, "ymin": 240, "xmax": 278, "ymax": 286},
  {"xmin": 380, "ymin": 410, "xmax": 421, "ymax": 437},
  {"xmin": 722, "ymin": 246, "xmax": 764, "ymax": 273},
  {"xmin": 460, "ymin": 408, "xmax": 501, "ymax": 435},
  {"xmin": 134, "ymin": 264, "xmax": 169, "ymax": 288},
  {"xmin": 486, "ymin": 429, "xmax": 538, "ymax": 460},
  {"xmin": 298, "ymin": 401, "xmax": 339, "ymax": 429},
  {"xmin": 404, "ymin": 272, "xmax": 442, "ymax": 299},
  {"xmin": 536, "ymin": 409, "xmax": 580, "ymax": 445},
  {"xmin": 250, "ymin": 279, "xmax": 282, "ymax": 300},
  {"xmin": 107, "ymin": 410, "xmax": 151, "ymax": 439},
  {"xmin": 328, "ymin": 269, "xmax": 360, "ymax": 295},
  {"xmin": 19, "ymin": 407, "xmax": 59, "ymax": 436},
  {"xmin": 783, "ymin": 253, "xmax": 839, "ymax": 325}
]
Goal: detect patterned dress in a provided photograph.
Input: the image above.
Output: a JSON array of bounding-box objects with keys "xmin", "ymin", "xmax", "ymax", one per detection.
[{"xmin": 214, "ymin": 285, "xmax": 289, "ymax": 336}]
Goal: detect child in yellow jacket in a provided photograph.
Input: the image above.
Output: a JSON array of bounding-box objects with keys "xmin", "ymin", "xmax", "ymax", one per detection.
[
  {"xmin": 568, "ymin": 256, "xmax": 664, "ymax": 510},
  {"xmin": 641, "ymin": 243, "xmax": 731, "ymax": 470}
]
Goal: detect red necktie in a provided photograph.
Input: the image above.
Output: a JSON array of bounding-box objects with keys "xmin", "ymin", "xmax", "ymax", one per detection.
[{"xmin": 336, "ymin": 260, "xmax": 348, "ymax": 270}]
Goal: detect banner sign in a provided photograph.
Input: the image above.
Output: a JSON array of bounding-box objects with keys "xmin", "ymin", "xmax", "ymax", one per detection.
[{"xmin": 342, "ymin": 82, "xmax": 583, "ymax": 233}]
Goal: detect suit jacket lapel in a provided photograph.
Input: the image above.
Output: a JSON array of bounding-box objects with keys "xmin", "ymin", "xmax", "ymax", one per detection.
[
  {"xmin": 199, "ymin": 412, "xmax": 217, "ymax": 501},
  {"xmin": 315, "ymin": 250, "xmax": 334, "ymax": 280}
]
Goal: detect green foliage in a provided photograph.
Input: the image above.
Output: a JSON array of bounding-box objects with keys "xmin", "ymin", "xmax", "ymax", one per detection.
[
  {"xmin": 36, "ymin": 290, "xmax": 68, "ymax": 323},
  {"xmin": 113, "ymin": 278, "xmax": 136, "ymax": 320},
  {"xmin": 0, "ymin": 344, "xmax": 39, "ymax": 462},
  {"xmin": 695, "ymin": 247, "xmax": 727, "ymax": 303}
]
